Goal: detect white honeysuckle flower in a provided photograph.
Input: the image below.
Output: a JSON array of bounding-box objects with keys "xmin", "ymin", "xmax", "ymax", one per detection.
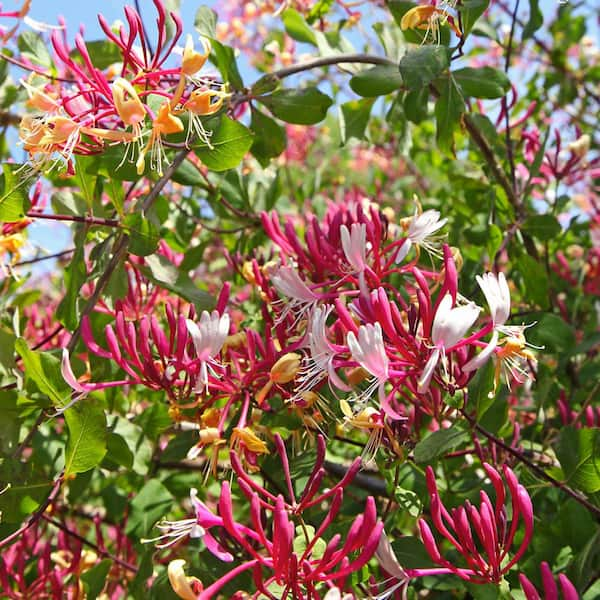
[
  {"xmin": 477, "ymin": 272, "xmax": 510, "ymax": 327},
  {"xmin": 431, "ymin": 294, "xmax": 480, "ymax": 349},
  {"xmin": 347, "ymin": 322, "xmax": 389, "ymax": 382},
  {"xmin": 340, "ymin": 223, "xmax": 368, "ymax": 273},
  {"xmin": 372, "ymin": 531, "xmax": 411, "ymax": 599},
  {"xmin": 186, "ymin": 310, "xmax": 230, "ymax": 392},
  {"xmin": 323, "ymin": 587, "xmax": 354, "ymax": 600},
  {"xmin": 347, "ymin": 322, "xmax": 390, "ymax": 408},
  {"xmin": 271, "ymin": 265, "xmax": 320, "ymax": 327},
  {"xmin": 295, "ymin": 305, "xmax": 349, "ymax": 393},
  {"xmin": 418, "ymin": 294, "xmax": 480, "ymax": 393},
  {"xmin": 395, "ymin": 209, "xmax": 447, "ymax": 263}
]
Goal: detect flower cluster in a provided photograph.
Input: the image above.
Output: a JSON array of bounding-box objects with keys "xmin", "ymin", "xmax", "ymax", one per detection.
[
  {"xmin": 18, "ymin": 0, "xmax": 228, "ymax": 175},
  {"xmin": 150, "ymin": 434, "xmax": 383, "ymax": 599}
]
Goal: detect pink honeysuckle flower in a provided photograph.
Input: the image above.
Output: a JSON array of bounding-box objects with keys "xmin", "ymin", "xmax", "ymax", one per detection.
[
  {"xmin": 340, "ymin": 222, "xmax": 368, "ymax": 273},
  {"xmin": 418, "ymin": 294, "xmax": 480, "ymax": 393},
  {"xmin": 418, "ymin": 463, "xmax": 534, "ymax": 584},
  {"xmin": 185, "ymin": 310, "xmax": 230, "ymax": 392},
  {"xmin": 346, "ymin": 322, "xmax": 390, "ymax": 407},
  {"xmin": 519, "ymin": 562, "xmax": 579, "ymax": 600},
  {"xmin": 142, "ymin": 488, "xmax": 242, "ymax": 561},
  {"xmin": 395, "ymin": 208, "xmax": 447, "ymax": 263}
]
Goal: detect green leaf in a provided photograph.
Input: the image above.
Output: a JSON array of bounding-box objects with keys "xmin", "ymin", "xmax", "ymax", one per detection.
[
  {"xmin": 57, "ymin": 241, "xmax": 86, "ymax": 330},
  {"xmin": 126, "ymin": 479, "xmax": 173, "ymax": 537},
  {"xmin": 404, "ymin": 87, "xmax": 429, "ymax": 123},
  {"xmin": 64, "ymin": 402, "xmax": 107, "ymax": 476},
  {"xmin": 399, "ymin": 46, "xmax": 450, "ymax": 89},
  {"xmin": 306, "ymin": 0, "xmax": 335, "ymax": 23},
  {"xmin": 459, "ymin": 0, "xmax": 490, "ymax": 38},
  {"xmin": 210, "ymin": 40, "xmax": 243, "ymax": 90},
  {"xmin": 394, "ymin": 486, "xmax": 423, "ymax": 517},
  {"xmin": 259, "ymin": 87, "xmax": 333, "ymax": 125},
  {"xmin": 14, "ymin": 338, "xmax": 70, "ymax": 408},
  {"xmin": 526, "ymin": 312, "xmax": 575, "ymax": 355},
  {"xmin": 251, "ymin": 74, "xmax": 281, "ymax": 96},
  {"xmin": 467, "ymin": 358, "xmax": 496, "ymax": 418},
  {"xmin": 0, "ymin": 164, "xmax": 29, "ymax": 221},
  {"xmin": 434, "ymin": 74, "xmax": 465, "ymax": 153},
  {"xmin": 349, "ymin": 65, "xmax": 403, "ymax": 97},
  {"xmin": 171, "ymin": 158, "xmax": 206, "ymax": 187},
  {"xmin": 453, "ymin": 67, "xmax": 511, "ymax": 99},
  {"xmin": 102, "ymin": 432, "xmax": 134, "ymax": 470},
  {"xmin": 194, "ymin": 5, "xmax": 217, "ymax": 38},
  {"xmin": 555, "ymin": 427, "xmax": 600, "ymax": 494},
  {"xmin": 81, "ymin": 559, "xmax": 112, "ymax": 600},
  {"xmin": 523, "ymin": 0, "xmax": 543, "ymax": 39},
  {"xmin": 17, "ymin": 31, "xmax": 52, "ymax": 68},
  {"xmin": 339, "ymin": 98, "xmax": 374, "ymax": 145},
  {"xmin": 414, "ymin": 426, "xmax": 469, "ymax": 463},
  {"xmin": 250, "ymin": 108, "xmax": 287, "ymax": 166},
  {"xmin": 516, "ymin": 254, "xmax": 550, "ymax": 310},
  {"xmin": 124, "ymin": 213, "xmax": 160, "ymax": 257},
  {"xmin": 193, "ymin": 116, "xmax": 253, "ymax": 171},
  {"xmin": 522, "ymin": 214, "xmax": 562, "ymax": 241},
  {"xmin": 487, "ymin": 224, "xmax": 503, "ymax": 260},
  {"xmin": 391, "ymin": 536, "xmax": 436, "ymax": 569},
  {"xmin": 282, "ymin": 9, "xmax": 317, "ymax": 45},
  {"xmin": 142, "ymin": 253, "xmax": 213, "ymax": 311}
]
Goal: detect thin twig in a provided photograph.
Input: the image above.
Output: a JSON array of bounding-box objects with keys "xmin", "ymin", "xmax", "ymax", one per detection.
[
  {"xmin": 269, "ymin": 54, "xmax": 396, "ymax": 80},
  {"xmin": 462, "ymin": 409, "xmax": 600, "ymax": 519},
  {"xmin": 27, "ymin": 212, "xmax": 121, "ymax": 228},
  {"xmin": 43, "ymin": 515, "xmax": 138, "ymax": 574}
]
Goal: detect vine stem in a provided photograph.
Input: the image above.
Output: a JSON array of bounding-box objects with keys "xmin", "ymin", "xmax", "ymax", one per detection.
[
  {"xmin": 268, "ymin": 53, "xmax": 395, "ymax": 79},
  {"xmin": 461, "ymin": 408, "xmax": 600, "ymax": 519},
  {"xmin": 26, "ymin": 212, "xmax": 121, "ymax": 228},
  {"xmin": 42, "ymin": 514, "xmax": 138, "ymax": 574}
]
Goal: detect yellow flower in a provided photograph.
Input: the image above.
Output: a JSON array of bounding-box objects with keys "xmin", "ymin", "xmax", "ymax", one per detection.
[
  {"xmin": 231, "ymin": 426, "xmax": 269, "ymax": 454},
  {"xmin": 182, "ymin": 35, "xmax": 211, "ymax": 77},
  {"xmin": 400, "ymin": 4, "xmax": 462, "ymax": 41},
  {"xmin": 167, "ymin": 560, "xmax": 203, "ymax": 600}
]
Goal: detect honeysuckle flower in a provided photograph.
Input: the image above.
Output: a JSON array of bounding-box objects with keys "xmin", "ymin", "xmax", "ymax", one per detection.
[
  {"xmin": 136, "ymin": 101, "xmax": 184, "ymax": 175},
  {"xmin": 340, "ymin": 223, "xmax": 368, "ymax": 273},
  {"xmin": 294, "ymin": 304, "xmax": 349, "ymax": 395},
  {"xmin": 167, "ymin": 560, "xmax": 204, "ymax": 600},
  {"xmin": 400, "ymin": 4, "xmax": 462, "ymax": 42},
  {"xmin": 395, "ymin": 208, "xmax": 447, "ymax": 263},
  {"xmin": 270, "ymin": 265, "xmax": 321, "ymax": 326},
  {"xmin": 347, "ymin": 322, "xmax": 389, "ymax": 406},
  {"xmin": 418, "ymin": 294, "xmax": 480, "ymax": 393},
  {"xmin": 186, "ymin": 310, "xmax": 230, "ymax": 393},
  {"xmin": 340, "ymin": 400, "xmax": 384, "ymax": 464},
  {"xmin": 143, "ymin": 487, "xmax": 235, "ymax": 560},
  {"xmin": 519, "ymin": 562, "xmax": 579, "ymax": 600},
  {"xmin": 418, "ymin": 463, "xmax": 534, "ymax": 584}
]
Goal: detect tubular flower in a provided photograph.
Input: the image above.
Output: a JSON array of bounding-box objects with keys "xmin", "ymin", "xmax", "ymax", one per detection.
[
  {"xmin": 270, "ymin": 265, "xmax": 321, "ymax": 327},
  {"xmin": 418, "ymin": 464, "xmax": 534, "ymax": 584},
  {"xmin": 400, "ymin": 4, "xmax": 462, "ymax": 42},
  {"xmin": 418, "ymin": 294, "xmax": 480, "ymax": 393},
  {"xmin": 186, "ymin": 310, "xmax": 231, "ymax": 393},
  {"xmin": 463, "ymin": 272, "xmax": 537, "ymax": 391},
  {"xmin": 519, "ymin": 562, "xmax": 579, "ymax": 600},
  {"xmin": 395, "ymin": 208, "xmax": 448, "ymax": 263},
  {"xmin": 346, "ymin": 322, "xmax": 390, "ymax": 408},
  {"xmin": 340, "ymin": 223, "xmax": 368, "ymax": 273},
  {"xmin": 167, "ymin": 560, "xmax": 204, "ymax": 600}
]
